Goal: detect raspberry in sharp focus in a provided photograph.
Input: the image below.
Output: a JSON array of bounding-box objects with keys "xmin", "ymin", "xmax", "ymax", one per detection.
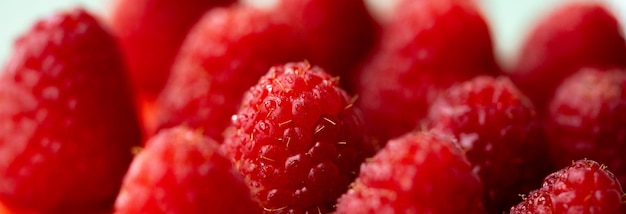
[
  {"xmin": 0, "ymin": 8, "xmax": 141, "ymax": 213},
  {"xmin": 221, "ymin": 62, "xmax": 376, "ymax": 213},
  {"xmin": 510, "ymin": 2, "xmax": 626, "ymax": 111},
  {"xmin": 545, "ymin": 68, "xmax": 626, "ymax": 186},
  {"xmin": 356, "ymin": 0, "xmax": 499, "ymax": 145},
  {"xmin": 428, "ymin": 76, "xmax": 551, "ymax": 213},
  {"xmin": 335, "ymin": 131, "xmax": 486, "ymax": 214},
  {"xmin": 115, "ymin": 127, "xmax": 262, "ymax": 214},
  {"xmin": 510, "ymin": 159, "xmax": 625, "ymax": 214}
]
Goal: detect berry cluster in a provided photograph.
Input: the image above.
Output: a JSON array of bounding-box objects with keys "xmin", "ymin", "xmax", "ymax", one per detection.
[{"xmin": 0, "ymin": 0, "xmax": 625, "ymax": 213}]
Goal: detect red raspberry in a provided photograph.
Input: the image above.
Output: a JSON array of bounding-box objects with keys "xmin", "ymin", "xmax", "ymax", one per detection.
[
  {"xmin": 428, "ymin": 76, "xmax": 550, "ymax": 213},
  {"xmin": 510, "ymin": 2, "xmax": 626, "ymax": 110},
  {"xmin": 0, "ymin": 9, "xmax": 141, "ymax": 213},
  {"xmin": 356, "ymin": 0, "xmax": 499, "ymax": 144},
  {"xmin": 510, "ymin": 159, "xmax": 625, "ymax": 213},
  {"xmin": 155, "ymin": 4, "xmax": 306, "ymax": 142},
  {"xmin": 109, "ymin": 0, "xmax": 235, "ymax": 140},
  {"xmin": 115, "ymin": 127, "xmax": 261, "ymax": 214},
  {"xmin": 336, "ymin": 131, "xmax": 486, "ymax": 214},
  {"xmin": 545, "ymin": 68, "xmax": 626, "ymax": 186},
  {"xmin": 275, "ymin": 0, "xmax": 380, "ymax": 90},
  {"xmin": 108, "ymin": 0, "xmax": 235, "ymax": 99},
  {"xmin": 221, "ymin": 62, "xmax": 375, "ymax": 213}
]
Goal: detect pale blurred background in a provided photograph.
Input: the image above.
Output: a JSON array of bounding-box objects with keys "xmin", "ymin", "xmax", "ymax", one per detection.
[{"xmin": 1, "ymin": 0, "xmax": 625, "ymax": 69}]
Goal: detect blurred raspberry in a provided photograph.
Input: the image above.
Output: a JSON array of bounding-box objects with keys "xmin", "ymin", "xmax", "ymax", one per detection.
[
  {"xmin": 545, "ymin": 68, "xmax": 626, "ymax": 186},
  {"xmin": 336, "ymin": 131, "xmax": 486, "ymax": 214},
  {"xmin": 510, "ymin": 2, "xmax": 626, "ymax": 111},
  {"xmin": 275, "ymin": 0, "xmax": 380, "ymax": 91},
  {"xmin": 0, "ymin": 8, "xmax": 140, "ymax": 213},
  {"xmin": 108, "ymin": 0, "xmax": 235, "ymax": 99},
  {"xmin": 155, "ymin": 4, "xmax": 306, "ymax": 142},
  {"xmin": 115, "ymin": 127, "xmax": 261, "ymax": 214},
  {"xmin": 356, "ymin": 0, "xmax": 498, "ymax": 144},
  {"xmin": 429, "ymin": 76, "xmax": 550, "ymax": 213}
]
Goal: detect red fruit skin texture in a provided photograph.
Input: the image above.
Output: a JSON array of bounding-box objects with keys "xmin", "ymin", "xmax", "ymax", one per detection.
[
  {"xmin": 510, "ymin": 2, "xmax": 626, "ymax": 111},
  {"xmin": 336, "ymin": 131, "xmax": 486, "ymax": 214},
  {"xmin": 0, "ymin": 9, "xmax": 141, "ymax": 213},
  {"xmin": 222, "ymin": 62, "xmax": 375, "ymax": 213},
  {"xmin": 275, "ymin": 0, "xmax": 380, "ymax": 91},
  {"xmin": 156, "ymin": 4, "xmax": 306, "ymax": 142},
  {"xmin": 356, "ymin": 0, "xmax": 499, "ymax": 145},
  {"xmin": 545, "ymin": 68, "xmax": 626, "ymax": 187},
  {"xmin": 0, "ymin": 203, "xmax": 38, "ymax": 214},
  {"xmin": 428, "ymin": 76, "xmax": 550, "ymax": 213},
  {"xmin": 108, "ymin": 0, "xmax": 235, "ymax": 99},
  {"xmin": 510, "ymin": 160, "xmax": 625, "ymax": 214},
  {"xmin": 114, "ymin": 127, "xmax": 262, "ymax": 214},
  {"xmin": 0, "ymin": 202, "xmax": 8, "ymax": 214}
]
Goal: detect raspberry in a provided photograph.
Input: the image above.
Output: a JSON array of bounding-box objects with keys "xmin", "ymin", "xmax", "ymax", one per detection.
[
  {"xmin": 275, "ymin": 0, "xmax": 379, "ymax": 91},
  {"xmin": 115, "ymin": 127, "xmax": 261, "ymax": 213},
  {"xmin": 335, "ymin": 131, "xmax": 486, "ymax": 214},
  {"xmin": 356, "ymin": 0, "xmax": 498, "ymax": 144},
  {"xmin": 545, "ymin": 68, "xmax": 626, "ymax": 186},
  {"xmin": 510, "ymin": 2, "xmax": 626, "ymax": 110},
  {"xmin": 109, "ymin": 0, "xmax": 235, "ymax": 142},
  {"xmin": 510, "ymin": 159, "xmax": 625, "ymax": 213},
  {"xmin": 108, "ymin": 0, "xmax": 235, "ymax": 99},
  {"xmin": 0, "ymin": 9, "xmax": 140, "ymax": 212},
  {"xmin": 155, "ymin": 4, "xmax": 306, "ymax": 141},
  {"xmin": 428, "ymin": 76, "xmax": 550, "ymax": 213},
  {"xmin": 221, "ymin": 62, "xmax": 375, "ymax": 213}
]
